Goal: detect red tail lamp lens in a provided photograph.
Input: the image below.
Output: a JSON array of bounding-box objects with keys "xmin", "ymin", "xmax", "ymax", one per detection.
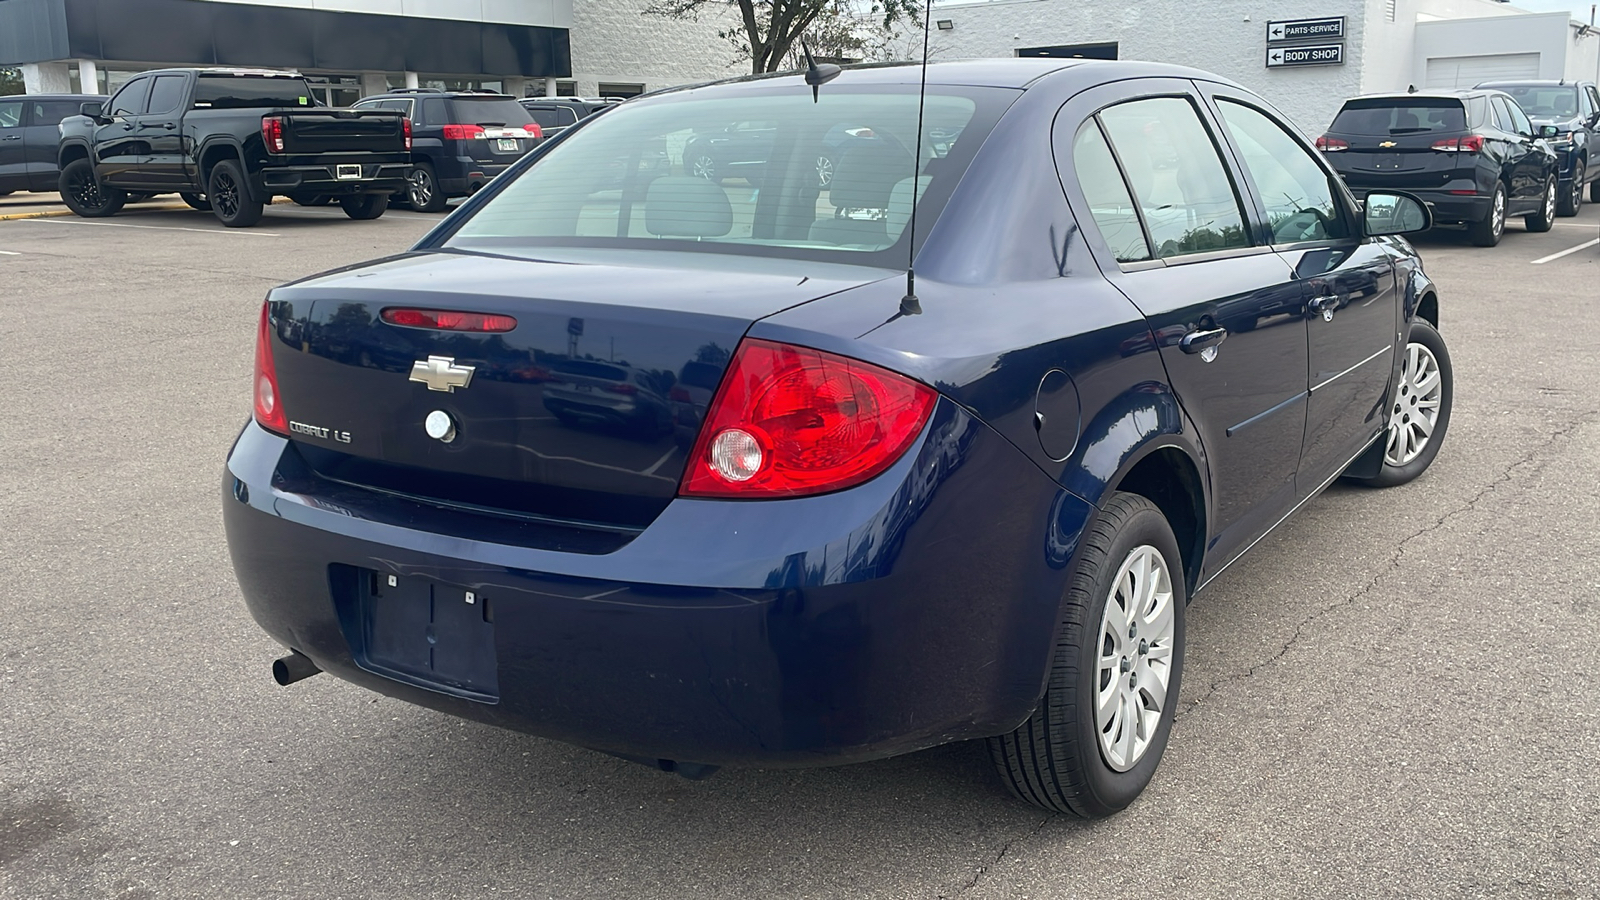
[
  {"xmin": 381, "ymin": 308, "xmax": 517, "ymax": 333},
  {"xmin": 679, "ymin": 339, "xmax": 938, "ymax": 498},
  {"xmin": 441, "ymin": 124, "xmax": 486, "ymax": 140},
  {"xmin": 523, "ymin": 122, "xmax": 543, "ymax": 138},
  {"xmin": 253, "ymin": 302, "xmax": 288, "ymax": 435},
  {"xmin": 402, "ymin": 117, "xmax": 413, "ymax": 151},
  {"xmin": 261, "ymin": 116, "xmax": 286, "ymax": 153},
  {"xmin": 1315, "ymin": 135, "xmax": 1348, "ymax": 152}
]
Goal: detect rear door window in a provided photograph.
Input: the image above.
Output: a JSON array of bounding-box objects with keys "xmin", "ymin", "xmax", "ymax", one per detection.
[
  {"xmin": 1069, "ymin": 120, "xmax": 1151, "ymax": 262},
  {"xmin": 1489, "ymin": 97, "xmax": 1516, "ymax": 133},
  {"xmin": 29, "ymin": 100, "xmax": 87, "ymax": 127},
  {"xmin": 1503, "ymin": 100, "xmax": 1533, "ymax": 136},
  {"xmin": 1330, "ymin": 99, "xmax": 1466, "ymax": 135},
  {"xmin": 1096, "ymin": 96, "xmax": 1252, "ymax": 259},
  {"xmin": 1216, "ymin": 100, "xmax": 1349, "ymax": 243},
  {"xmin": 146, "ymin": 75, "xmax": 188, "ymax": 116},
  {"xmin": 0, "ymin": 101, "xmax": 21, "ymax": 129}
]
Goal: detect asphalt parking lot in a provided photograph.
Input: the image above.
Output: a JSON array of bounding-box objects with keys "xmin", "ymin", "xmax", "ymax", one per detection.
[{"xmin": 1, "ymin": 192, "xmax": 1597, "ymax": 900}]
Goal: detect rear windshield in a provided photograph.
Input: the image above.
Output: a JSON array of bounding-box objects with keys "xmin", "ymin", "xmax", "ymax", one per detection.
[
  {"xmin": 1492, "ymin": 85, "xmax": 1578, "ymax": 118},
  {"xmin": 449, "ymin": 98, "xmax": 536, "ymax": 127},
  {"xmin": 193, "ymin": 76, "xmax": 315, "ymax": 110},
  {"xmin": 443, "ymin": 84, "xmax": 1008, "ymax": 264},
  {"xmin": 1330, "ymin": 99, "xmax": 1466, "ymax": 135}
]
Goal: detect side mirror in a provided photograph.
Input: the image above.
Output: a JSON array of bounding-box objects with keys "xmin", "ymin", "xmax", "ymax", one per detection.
[
  {"xmin": 1363, "ymin": 191, "xmax": 1432, "ymax": 237},
  {"xmin": 79, "ymin": 101, "xmax": 104, "ymax": 119},
  {"xmin": 1538, "ymin": 124, "xmax": 1560, "ymax": 140}
]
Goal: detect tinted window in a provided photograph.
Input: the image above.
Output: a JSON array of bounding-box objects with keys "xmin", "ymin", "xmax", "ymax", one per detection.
[
  {"xmin": 1217, "ymin": 100, "xmax": 1348, "ymax": 243},
  {"xmin": 1330, "ymin": 99, "xmax": 1466, "ymax": 135},
  {"xmin": 1585, "ymin": 86, "xmax": 1599, "ymax": 117},
  {"xmin": 29, "ymin": 100, "xmax": 87, "ymax": 127},
  {"xmin": 193, "ymin": 76, "xmax": 314, "ymax": 110},
  {"xmin": 0, "ymin": 101, "xmax": 20, "ymax": 129},
  {"xmin": 1466, "ymin": 95, "xmax": 1489, "ymax": 129},
  {"xmin": 1503, "ymin": 99, "xmax": 1533, "ymax": 136},
  {"xmin": 109, "ymin": 78, "xmax": 151, "ymax": 117},
  {"xmin": 1495, "ymin": 85, "xmax": 1578, "ymax": 118},
  {"xmin": 1070, "ymin": 120, "xmax": 1150, "ymax": 262},
  {"xmin": 558, "ymin": 106, "xmax": 578, "ymax": 125},
  {"xmin": 447, "ymin": 98, "xmax": 535, "ymax": 127},
  {"xmin": 147, "ymin": 75, "xmax": 187, "ymax": 116},
  {"xmin": 446, "ymin": 87, "xmax": 998, "ymax": 264},
  {"xmin": 1489, "ymin": 97, "xmax": 1515, "ymax": 132},
  {"xmin": 526, "ymin": 107, "xmax": 561, "ymax": 129},
  {"xmin": 1097, "ymin": 96, "xmax": 1250, "ymax": 259},
  {"xmin": 421, "ymin": 98, "xmax": 447, "ymax": 125}
]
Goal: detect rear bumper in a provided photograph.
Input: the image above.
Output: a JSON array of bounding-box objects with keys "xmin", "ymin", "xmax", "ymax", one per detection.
[
  {"xmin": 255, "ymin": 161, "xmax": 410, "ymax": 197},
  {"xmin": 433, "ymin": 154, "xmax": 514, "ymax": 195},
  {"xmin": 1348, "ymin": 185, "xmax": 1490, "ymax": 225},
  {"xmin": 222, "ymin": 401, "xmax": 1090, "ymax": 767}
]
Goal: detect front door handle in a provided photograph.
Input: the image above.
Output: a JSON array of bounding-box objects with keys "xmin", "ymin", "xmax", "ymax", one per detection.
[
  {"xmin": 1, "ymin": 135, "xmax": 20, "ymax": 141},
  {"xmin": 1179, "ymin": 326, "xmax": 1228, "ymax": 354}
]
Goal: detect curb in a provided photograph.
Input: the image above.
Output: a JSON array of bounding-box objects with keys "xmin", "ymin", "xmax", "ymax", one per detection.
[{"xmin": 0, "ymin": 197, "xmax": 299, "ymax": 222}]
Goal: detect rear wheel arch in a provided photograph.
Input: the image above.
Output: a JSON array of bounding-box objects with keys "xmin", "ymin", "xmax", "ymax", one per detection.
[
  {"xmin": 198, "ymin": 142, "xmax": 247, "ymax": 194},
  {"xmin": 1107, "ymin": 445, "xmax": 1206, "ymax": 597}
]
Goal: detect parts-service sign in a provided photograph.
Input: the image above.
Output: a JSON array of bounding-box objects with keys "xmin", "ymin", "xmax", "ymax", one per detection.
[{"xmin": 1266, "ymin": 17, "xmax": 1346, "ymax": 43}]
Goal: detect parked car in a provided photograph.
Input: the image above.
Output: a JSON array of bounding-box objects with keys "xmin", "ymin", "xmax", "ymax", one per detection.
[
  {"xmin": 541, "ymin": 358, "xmax": 674, "ymax": 437},
  {"xmin": 0, "ymin": 93, "xmax": 105, "ymax": 197},
  {"xmin": 682, "ymin": 119, "xmax": 889, "ymax": 187},
  {"xmin": 226, "ymin": 59, "xmax": 1449, "ymax": 818},
  {"xmin": 353, "ymin": 89, "xmax": 543, "ymax": 212},
  {"xmin": 519, "ymin": 97, "xmax": 621, "ymax": 138},
  {"xmin": 1475, "ymin": 80, "xmax": 1600, "ymax": 215},
  {"xmin": 1317, "ymin": 89, "xmax": 1559, "ymax": 246},
  {"xmin": 57, "ymin": 68, "xmax": 410, "ymax": 226}
]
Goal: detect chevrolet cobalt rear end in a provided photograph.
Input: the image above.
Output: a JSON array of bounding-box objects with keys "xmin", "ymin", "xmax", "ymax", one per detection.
[{"xmin": 226, "ymin": 60, "xmax": 1447, "ymax": 816}]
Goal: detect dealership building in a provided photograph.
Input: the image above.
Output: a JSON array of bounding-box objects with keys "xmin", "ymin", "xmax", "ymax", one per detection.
[
  {"xmin": 922, "ymin": 0, "xmax": 1600, "ymax": 132},
  {"xmin": 0, "ymin": 0, "xmax": 744, "ymax": 100}
]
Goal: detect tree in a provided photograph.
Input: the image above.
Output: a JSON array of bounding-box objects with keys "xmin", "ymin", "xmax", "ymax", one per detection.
[
  {"xmin": 0, "ymin": 68, "xmax": 22, "ymax": 96},
  {"xmin": 646, "ymin": 0, "xmax": 923, "ymax": 76}
]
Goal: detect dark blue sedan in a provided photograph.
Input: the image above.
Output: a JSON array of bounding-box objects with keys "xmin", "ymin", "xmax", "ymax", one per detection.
[{"xmin": 225, "ymin": 59, "xmax": 1451, "ymax": 817}]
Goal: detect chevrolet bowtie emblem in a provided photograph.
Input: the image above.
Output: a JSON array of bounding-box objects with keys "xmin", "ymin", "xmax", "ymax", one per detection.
[
  {"xmin": 1379, "ymin": 140, "xmax": 1397, "ymax": 148},
  {"xmin": 409, "ymin": 356, "xmax": 475, "ymax": 392}
]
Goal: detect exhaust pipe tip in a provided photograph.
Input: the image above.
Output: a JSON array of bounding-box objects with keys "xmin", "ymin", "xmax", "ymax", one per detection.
[{"xmin": 272, "ymin": 650, "xmax": 321, "ymax": 686}]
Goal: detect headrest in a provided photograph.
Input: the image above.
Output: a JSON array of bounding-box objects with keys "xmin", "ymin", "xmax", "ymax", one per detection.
[
  {"xmin": 645, "ymin": 177, "xmax": 733, "ymax": 238},
  {"xmin": 828, "ymin": 140, "xmax": 915, "ymax": 211}
]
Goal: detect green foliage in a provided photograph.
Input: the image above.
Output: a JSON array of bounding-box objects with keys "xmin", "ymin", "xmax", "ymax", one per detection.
[
  {"xmin": 0, "ymin": 68, "xmax": 23, "ymax": 97},
  {"xmin": 646, "ymin": 0, "xmax": 922, "ymax": 75}
]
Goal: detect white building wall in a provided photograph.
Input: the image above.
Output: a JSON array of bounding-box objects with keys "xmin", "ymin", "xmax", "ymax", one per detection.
[
  {"xmin": 189, "ymin": 0, "xmax": 572, "ymax": 28},
  {"xmin": 1412, "ymin": 11, "xmax": 1575, "ymax": 83},
  {"xmin": 568, "ymin": 0, "xmax": 745, "ymax": 96},
  {"xmin": 1564, "ymin": 24, "xmax": 1599, "ymax": 83},
  {"xmin": 920, "ymin": 0, "xmax": 1368, "ymax": 135},
  {"xmin": 1358, "ymin": 0, "xmax": 1522, "ymax": 99}
]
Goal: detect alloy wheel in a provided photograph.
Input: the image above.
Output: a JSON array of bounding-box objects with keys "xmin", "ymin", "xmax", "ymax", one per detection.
[
  {"xmin": 1570, "ymin": 164, "xmax": 1584, "ymax": 212},
  {"xmin": 1491, "ymin": 189, "xmax": 1505, "ymax": 239},
  {"xmin": 816, "ymin": 155, "xmax": 834, "ymax": 188},
  {"xmin": 1386, "ymin": 340, "xmax": 1444, "ymax": 467},
  {"xmin": 1095, "ymin": 544, "xmax": 1177, "ymax": 772},
  {"xmin": 1543, "ymin": 179, "xmax": 1556, "ymax": 222},
  {"xmin": 68, "ymin": 169, "xmax": 104, "ymax": 210},
  {"xmin": 691, "ymin": 154, "xmax": 716, "ymax": 180},
  {"xmin": 409, "ymin": 169, "xmax": 434, "ymax": 208},
  {"xmin": 214, "ymin": 171, "xmax": 240, "ymax": 219}
]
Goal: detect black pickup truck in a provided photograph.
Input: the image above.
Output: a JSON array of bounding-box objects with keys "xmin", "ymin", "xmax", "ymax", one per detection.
[{"xmin": 58, "ymin": 68, "xmax": 411, "ymax": 226}]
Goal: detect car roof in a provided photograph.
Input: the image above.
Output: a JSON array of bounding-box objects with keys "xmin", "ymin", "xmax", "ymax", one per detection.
[
  {"xmin": 1474, "ymin": 79, "xmax": 1582, "ymax": 88},
  {"xmin": 368, "ymin": 90, "xmax": 517, "ymax": 100},
  {"xmin": 650, "ymin": 58, "xmax": 1242, "ymax": 96},
  {"xmin": 1340, "ymin": 90, "xmax": 1488, "ymax": 102},
  {"xmin": 6, "ymin": 93, "xmax": 104, "ymax": 100}
]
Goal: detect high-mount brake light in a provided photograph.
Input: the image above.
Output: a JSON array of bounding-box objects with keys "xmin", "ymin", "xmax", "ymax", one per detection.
[
  {"xmin": 441, "ymin": 124, "xmax": 487, "ymax": 140},
  {"xmin": 679, "ymin": 339, "xmax": 937, "ymax": 499},
  {"xmin": 381, "ymin": 308, "xmax": 518, "ymax": 333},
  {"xmin": 261, "ymin": 116, "xmax": 286, "ymax": 154},
  {"xmin": 402, "ymin": 117, "xmax": 413, "ymax": 151},
  {"xmin": 253, "ymin": 302, "xmax": 288, "ymax": 435},
  {"xmin": 1431, "ymin": 135, "xmax": 1484, "ymax": 153},
  {"xmin": 1315, "ymin": 135, "xmax": 1349, "ymax": 152}
]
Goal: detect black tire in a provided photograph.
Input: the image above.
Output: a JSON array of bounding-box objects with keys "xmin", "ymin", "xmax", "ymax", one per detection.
[
  {"xmin": 988, "ymin": 492, "xmax": 1185, "ymax": 818},
  {"xmin": 291, "ymin": 194, "xmax": 332, "ymax": 207},
  {"xmin": 179, "ymin": 192, "xmax": 211, "ymax": 212},
  {"xmin": 0, "ymin": 190, "xmax": 12, "ymax": 197},
  {"xmin": 1524, "ymin": 176, "xmax": 1556, "ymax": 233},
  {"xmin": 1359, "ymin": 321, "xmax": 1452, "ymax": 488},
  {"xmin": 208, "ymin": 160, "xmax": 264, "ymax": 227},
  {"xmin": 58, "ymin": 158, "xmax": 126, "ymax": 218},
  {"xmin": 339, "ymin": 193, "xmax": 387, "ymax": 220},
  {"xmin": 1556, "ymin": 161, "xmax": 1583, "ymax": 217},
  {"xmin": 1590, "ymin": 177, "xmax": 1600, "ymax": 204},
  {"xmin": 405, "ymin": 162, "xmax": 448, "ymax": 213},
  {"xmin": 1467, "ymin": 182, "xmax": 1505, "ymax": 247}
]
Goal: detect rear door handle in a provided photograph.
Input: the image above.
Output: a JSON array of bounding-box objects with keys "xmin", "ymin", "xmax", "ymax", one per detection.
[
  {"xmin": 1179, "ymin": 327, "xmax": 1228, "ymax": 354},
  {"xmin": 1, "ymin": 135, "xmax": 20, "ymax": 141}
]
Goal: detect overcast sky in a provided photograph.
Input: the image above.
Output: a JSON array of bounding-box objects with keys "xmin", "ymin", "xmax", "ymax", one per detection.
[{"xmin": 1512, "ymin": 0, "xmax": 1598, "ymax": 23}]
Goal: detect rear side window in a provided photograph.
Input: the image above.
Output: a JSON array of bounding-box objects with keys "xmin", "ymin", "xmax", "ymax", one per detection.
[
  {"xmin": 1466, "ymin": 96, "xmax": 1489, "ymax": 129},
  {"xmin": 421, "ymin": 98, "xmax": 448, "ymax": 125},
  {"xmin": 147, "ymin": 75, "xmax": 187, "ymax": 116},
  {"xmin": 28, "ymin": 100, "xmax": 85, "ymax": 127},
  {"xmin": 1489, "ymin": 97, "xmax": 1516, "ymax": 132},
  {"xmin": 1070, "ymin": 121, "xmax": 1151, "ymax": 262},
  {"xmin": 1330, "ymin": 99, "xmax": 1465, "ymax": 135},
  {"xmin": 194, "ymin": 76, "xmax": 314, "ymax": 110},
  {"xmin": 1216, "ymin": 100, "xmax": 1349, "ymax": 243},
  {"xmin": 1096, "ymin": 96, "xmax": 1251, "ymax": 259},
  {"xmin": 447, "ymin": 98, "xmax": 536, "ymax": 127},
  {"xmin": 526, "ymin": 107, "xmax": 561, "ymax": 129},
  {"xmin": 0, "ymin": 101, "xmax": 21, "ymax": 129},
  {"xmin": 1503, "ymin": 99, "xmax": 1533, "ymax": 136}
]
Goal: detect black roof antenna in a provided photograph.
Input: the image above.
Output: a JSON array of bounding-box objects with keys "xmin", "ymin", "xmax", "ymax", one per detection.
[
  {"xmin": 802, "ymin": 41, "xmax": 840, "ymax": 103},
  {"xmin": 898, "ymin": 0, "xmax": 935, "ymax": 318}
]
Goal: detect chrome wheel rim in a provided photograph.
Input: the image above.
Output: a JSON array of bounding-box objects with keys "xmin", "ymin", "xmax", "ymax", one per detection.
[
  {"xmin": 1385, "ymin": 340, "xmax": 1443, "ymax": 467},
  {"xmin": 214, "ymin": 171, "xmax": 239, "ymax": 218},
  {"xmin": 816, "ymin": 155, "xmax": 834, "ymax": 187},
  {"xmin": 409, "ymin": 169, "xmax": 433, "ymax": 207},
  {"xmin": 691, "ymin": 155, "xmax": 716, "ymax": 179},
  {"xmin": 1491, "ymin": 189, "xmax": 1505, "ymax": 238},
  {"xmin": 1095, "ymin": 544, "xmax": 1176, "ymax": 772},
  {"xmin": 1543, "ymin": 179, "xmax": 1556, "ymax": 221}
]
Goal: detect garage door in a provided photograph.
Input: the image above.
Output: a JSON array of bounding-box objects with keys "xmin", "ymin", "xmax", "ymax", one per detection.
[{"xmin": 1424, "ymin": 54, "xmax": 1540, "ymax": 89}]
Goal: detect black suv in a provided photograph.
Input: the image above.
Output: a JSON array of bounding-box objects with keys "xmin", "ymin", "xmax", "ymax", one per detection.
[
  {"xmin": 519, "ymin": 98, "xmax": 620, "ymax": 138},
  {"xmin": 1476, "ymin": 80, "xmax": 1600, "ymax": 215},
  {"xmin": 1319, "ymin": 90, "xmax": 1560, "ymax": 246},
  {"xmin": 0, "ymin": 94, "xmax": 105, "ymax": 196},
  {"xmin": 353, "ymin": 89, "xmax": 543, "ymax": 212}
]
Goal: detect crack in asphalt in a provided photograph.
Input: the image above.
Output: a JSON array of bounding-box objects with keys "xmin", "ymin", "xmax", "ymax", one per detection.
[
  {"xmin": 946, "ymin": 813, "xmax": 1052, "ymax": 897},
  {"xmin": 1175, "ymin": 411, "xmax": 1595, "ymax": 723}
]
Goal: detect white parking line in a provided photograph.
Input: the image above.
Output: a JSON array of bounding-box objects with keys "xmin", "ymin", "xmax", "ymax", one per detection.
[
  {"xmin": 0, "ymin": 249, "xmax": 20, "ymax": 256},
  {"xmin": 22, "ymin": 219, "xmax": 281, "ymax": 237},
  {"xmin": 1531, "ymin": 238, "xmax": 1600, "ymax": 265}
]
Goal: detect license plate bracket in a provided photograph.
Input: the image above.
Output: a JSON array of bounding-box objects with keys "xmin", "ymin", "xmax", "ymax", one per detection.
[
  {"xmin": 496, "ymin": 138, "xmax": 520, "ymax": 152},
  {"xmin": 336, "ymin": 164, "xmax": 363, "ymax": 180},
  {"xmin": 349, "ymin": 569, "xmax": 499, "ymax": 701}
]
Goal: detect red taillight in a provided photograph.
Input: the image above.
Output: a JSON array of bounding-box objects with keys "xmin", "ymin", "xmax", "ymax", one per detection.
[
  {"xmin": 261, "ymin": 115, "xmax": 286, "ymax": 154},
  {"xmin": 253, "ymin": 303, "xmax": 288, "ymax": 435},
  {"xmin": 523, "ymin": 122, "xmax": 543, "ymax": 139},
  {"xmin": 679, "ymin": 339, "xmax": 937, "ymax": 499},
  {"xmin": 381, "ymin": 307, "xmax": 517, "ymax": 332},
  {"xmin": 1315, "ymin": 135, "xmax": 1349, "ymax": 152},
  {"xmin": 607, "ymin": 382, "xmax": 639, "ymax": 395},
  {"xmin": 402, "ymin": 117, "xmax": 413, "ymax": 151},
  {"xmin": 1431, "ymin": 135, "xmax": 1484, "ymax": 153},
  {"xmin": 441, "ymin": 124, "xmax": 486, "ymax": 140}
]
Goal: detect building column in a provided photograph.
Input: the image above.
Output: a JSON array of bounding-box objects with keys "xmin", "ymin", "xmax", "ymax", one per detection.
[
  {"xmin": 21, "ymin": 62, "xmax": 72, "ymax": 94},
  {"xmin": 543, "ymin": 77, "xmax": 557, "ymax": 97},
  {"xmin": 77, "ymin": 59, "xmax": 99, "ymax": 94},
  {"xmin": 504, "ymin": 76, "xmax": 526, "ymax": 97},
  {"xmin": 360, "ymin": 72, "xmax": 389, "ymax": 97},
  {"xmin": 404, "ymin": 71, "xmax": 420, "ymax": 90}
]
